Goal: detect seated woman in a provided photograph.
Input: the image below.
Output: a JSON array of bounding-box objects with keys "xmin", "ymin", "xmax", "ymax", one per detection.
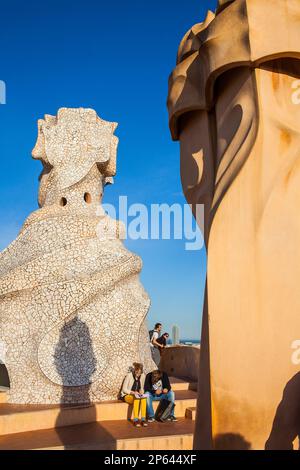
[
  {"xmin": 120, "ymin": 362, "xmax": 148, "ymax": 427},
  {"xmin": 144, "ymin": 369, "xmax": 177, "ymax": 422}
]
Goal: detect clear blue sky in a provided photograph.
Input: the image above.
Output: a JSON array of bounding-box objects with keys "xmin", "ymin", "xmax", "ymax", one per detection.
[{"xmin": 0, "ymin": 0, "xmax": 217, "ymax": 339}]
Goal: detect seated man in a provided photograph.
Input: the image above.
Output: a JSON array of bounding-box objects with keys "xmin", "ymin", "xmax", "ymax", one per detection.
[{"xmin": 144, "ymin": 369, "xmax": 177, "ymax": 422}]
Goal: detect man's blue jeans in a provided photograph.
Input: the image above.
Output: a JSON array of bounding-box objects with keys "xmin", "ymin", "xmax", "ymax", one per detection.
[{"xmin": 147, "ymin": 390, "xmax": 175, "ymax": 418}]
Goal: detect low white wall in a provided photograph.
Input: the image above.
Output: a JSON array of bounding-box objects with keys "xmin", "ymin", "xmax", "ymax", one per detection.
[{"xmin": 159, "ymin": 345, "xmax": 200, "ymax": 382}]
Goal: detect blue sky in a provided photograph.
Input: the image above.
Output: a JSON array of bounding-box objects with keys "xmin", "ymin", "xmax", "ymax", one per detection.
[{"xmin": 0, "ymin": 0, "xmax": 217, "ymax": 339}]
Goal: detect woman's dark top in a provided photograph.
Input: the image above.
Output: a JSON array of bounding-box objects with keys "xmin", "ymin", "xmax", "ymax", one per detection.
[
  {"xmin": 157, "ymin": 336, "xmax": 167, "ymax": 347},
  {"xmin": 131, "ymin": 373, "xmax": 141, "ymax": 392}
]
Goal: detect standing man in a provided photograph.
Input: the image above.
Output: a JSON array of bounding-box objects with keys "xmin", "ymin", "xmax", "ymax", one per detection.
[{"xmin": 150, "ymin": 323, "xmax": 162, "ymax": 366}]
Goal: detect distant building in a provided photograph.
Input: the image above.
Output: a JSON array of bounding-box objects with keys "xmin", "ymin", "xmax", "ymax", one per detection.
[
  {"xmin": 172, "ymin": 325, "xmax": 180, "ymax": 345},
  {"xmin": 0, "ymin": 80, "xmax": 6, "ymax": 105}
]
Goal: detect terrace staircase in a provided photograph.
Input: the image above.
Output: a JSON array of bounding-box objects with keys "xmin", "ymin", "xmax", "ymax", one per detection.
[{"xmin": 0, "ymin": 377, "xmax": 197, "ymax": 450}]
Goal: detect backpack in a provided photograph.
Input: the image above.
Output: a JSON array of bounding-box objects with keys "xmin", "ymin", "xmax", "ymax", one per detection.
[
  {"xmin": 155, "ymin": 399, "xmax": 175, "ymax": 422},
  {"xmin": 149, "ymin": 329, "xmax": 154, "ymax": 341}
]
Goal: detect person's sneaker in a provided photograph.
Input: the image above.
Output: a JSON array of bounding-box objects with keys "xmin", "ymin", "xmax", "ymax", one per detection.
[
  {"xmin": 147, "ymin": 417, "xmax": 155, "ymax": 423},
  {"xmin": 133, "ymin": 420, "xmax": 141, "ymax": 427},
  {"xmin": 141, "ymin": 420, "xmax": 148, "ymax": 427},
  {"xmin": 168, "ymin": 416, "xmax": 178, "ymax": 422}
]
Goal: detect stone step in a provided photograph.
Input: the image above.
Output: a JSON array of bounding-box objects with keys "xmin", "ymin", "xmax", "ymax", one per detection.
[
  {"xmin": 185, "ymin": 407, "xmax": 196, "ymax": 421},
  {"xmin": 0, "ymin": 390, "xmax": 197, "ymax": 436},
  {"xmin": 0, "ymin": 418, "xmax": 195, "ymax": 450},
  {"xmin": 0, "ymin": 391, "xmax": 7, "ymax": 404},
  {"xmin": 169, "ymin": 377, "xmax": 197, "ymax": 391}
]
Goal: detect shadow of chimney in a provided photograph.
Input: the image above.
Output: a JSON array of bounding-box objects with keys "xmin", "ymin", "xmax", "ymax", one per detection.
[{"xmin": 53, "ymin": 317, "xmax": 116, "ymax": 449}]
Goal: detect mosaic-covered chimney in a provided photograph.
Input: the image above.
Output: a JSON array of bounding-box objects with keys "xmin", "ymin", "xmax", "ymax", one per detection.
[{"xmin": 0, "ymin": 108, "xmax": 154, "ymax": 404}]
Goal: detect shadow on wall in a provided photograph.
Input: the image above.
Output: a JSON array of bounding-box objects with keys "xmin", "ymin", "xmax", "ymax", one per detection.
[
  {"xmin": 53, "ymin": 317, "xmax": 115, "ymax": 449},
  {"xmin": 214, "ymin": 433, "xmax": 251, "ymax": 450},
  {"xmin": 0, "ymin": 362, "xmax": 10, "ymax": 389},
  {"xmin": 265, "ymin": 372, "xmax": 300, "ymax": 450},
  {"xmin": 54, "ymin": 317, "xmax": 97, "ymax": 396},
  {"xmin": 213, "ymin": 371, "xmax": 300, "ymax": 450}
]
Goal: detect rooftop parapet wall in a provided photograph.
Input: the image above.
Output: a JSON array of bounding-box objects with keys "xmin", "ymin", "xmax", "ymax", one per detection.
[{"xmin": 160, "ymin": 345, "xmax": 200, "ymax": 383}]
